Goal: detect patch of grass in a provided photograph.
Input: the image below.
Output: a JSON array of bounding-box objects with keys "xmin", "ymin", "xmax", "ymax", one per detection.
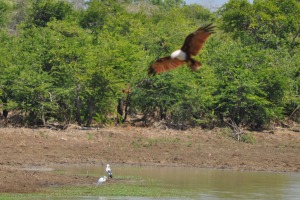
[
  {"xmin": 39, "ymin": 131, "xmax": 48, "ymax": 138},
  {"xmin": 219, "ymin": 127, "xmax": 232, "ymax": 137},
  {"xmin": 0, "ymin": 193, "xmax": 46, "ymax": 200},
  {"xmin": 0, "ymin": 178, "xmax": 193, "ymax": 199},
  {"xmin": 50, "ymin": 180, "xmax": 190, "ymax": 197},
  {"xmin": 240, "ymin": 133, "xmax": 256, "ymax": 144},
  {"xmin": 87, "ymin": 132, "xmax": 94, "ymax": 140},
  {"xmin": 218, "ymin": 128, "xmax": 256, "ymax": 144},
  {"xmin": 131, "ymin": 140, "xmax": 141, "ymax": 148},
  {"xmin": 186, "ymin": 142, "xmax": 192, "ymax": 147},
  {"xmin": 52, "ymin": 169, "xmax": 65, "ymax": 175},
  {"xmin": 147, "ymin": 137, "xmax": 181, "ymax": 145},
  {"xmin": 131, "ymin": 137, "xmax": 181, "ymax": 148}
]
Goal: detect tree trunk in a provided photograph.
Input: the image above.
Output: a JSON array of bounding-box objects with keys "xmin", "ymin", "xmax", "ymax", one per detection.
[
  {"xmin": 159, "ymin": 105, "xmax": 166, "ymax": 120},
  {"xmin": 117, "ymin": 98, "xmax": 124, "ymax": 122},
  {"xmin": 1, "ymin": 96, "xmax": 8, "ymax": 119},
  {"xmin": 122, "ymin": 93, "xmax": 131, "ymax": 123},
  {"xmin": 75, "ymin": 95, "xmax": 82, "ymax": 126},
  {"xmin": 86, "ymin": 97, "xmax": 95, "ymax": 127}
]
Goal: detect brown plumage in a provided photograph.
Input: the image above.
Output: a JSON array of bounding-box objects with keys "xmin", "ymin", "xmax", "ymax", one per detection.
[{"xmin": 148, "ymin": 23, "xmax": 215, "ymax": 75}]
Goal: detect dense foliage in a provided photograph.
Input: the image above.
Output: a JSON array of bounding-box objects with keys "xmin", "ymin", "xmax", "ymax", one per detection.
[{"xmin": 0, "ymin": 0, "xmax": 299, "ymax": 129}]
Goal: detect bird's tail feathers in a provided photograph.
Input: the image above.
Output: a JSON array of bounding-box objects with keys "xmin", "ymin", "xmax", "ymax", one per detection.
[
  {"xmin": 148, "ymin": 66, "xmax": 156, "ymax": 76},
  {"xmin": 188, "ymin": 58, "xmax": 202, "ymax": 71}
]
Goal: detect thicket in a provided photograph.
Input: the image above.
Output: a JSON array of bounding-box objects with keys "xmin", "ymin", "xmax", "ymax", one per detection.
[{"xmin": 0, "ymin": 0, "xmax": 299, "ymax": 129}]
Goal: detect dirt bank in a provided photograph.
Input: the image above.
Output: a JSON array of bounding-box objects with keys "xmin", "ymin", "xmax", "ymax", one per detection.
[{"xmin": 0, "ymin": 126, "xmax": 300, "ymax": 193}]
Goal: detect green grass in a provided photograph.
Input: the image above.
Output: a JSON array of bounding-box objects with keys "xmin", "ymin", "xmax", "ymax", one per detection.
[
  {"xmin": 0, "ymin": 177, "xmax": 194, "ymax": 200},
  {"xmin": 86, "ymin": 132, "xmax": 94, "ymax": 140},
  {"xmin": 39, "ymin": 131, "xmax": 48, "ymax": 138},
  {"xmin": 51, "ymin": 182, "xmax": 187, "ymax": 197},
  {"xmin": 240, "ymin": 133, "xmax": 256, "ymax": 144},
  {"xmin": 131, "ymin": 136, "xmax": 181, "ymax": 148}
]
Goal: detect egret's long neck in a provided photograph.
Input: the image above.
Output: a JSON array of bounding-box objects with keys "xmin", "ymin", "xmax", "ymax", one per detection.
[{"xmin": 170, "ymin": 49, "xmax": 187, "ymax": 61}]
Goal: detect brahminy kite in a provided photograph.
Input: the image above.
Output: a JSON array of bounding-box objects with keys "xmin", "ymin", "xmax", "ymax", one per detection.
[{"xmin": 148, "ymin": 24, "xmax": 215, "ymax": 75}]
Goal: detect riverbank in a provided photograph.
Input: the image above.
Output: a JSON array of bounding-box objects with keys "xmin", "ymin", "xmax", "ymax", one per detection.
[{"xmin": 0, "ymin": 125, "xmax": 300, "ymax": 193}]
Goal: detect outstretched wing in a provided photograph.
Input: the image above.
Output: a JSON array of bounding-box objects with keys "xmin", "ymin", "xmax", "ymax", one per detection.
[
  {"xmin": 148, "ymin": 56, "xmax": 185, "ymax": 75},
  {"xmin": 181, "ymin": 23, "xmax": 215, "ymax": 56}
]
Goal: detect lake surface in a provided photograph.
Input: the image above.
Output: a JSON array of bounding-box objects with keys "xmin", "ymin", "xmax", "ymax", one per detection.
[{"xmin": 55, "ymin": 165, "xmax": 300, "ymax": 200}]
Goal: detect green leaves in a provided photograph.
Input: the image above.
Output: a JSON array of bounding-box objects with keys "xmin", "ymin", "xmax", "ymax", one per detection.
[
  {"xmin": 0, "ymin": 0, "xmax": 11, "ymax": 27},
  {"xmin": 207, "ymin": 36, "xmax": 292, "ymax": 128},
  {"xmin": 219, "ymin": 0, "xmax": 300, "ymax": 50},
  {"xmin": 29, "ymin": 0, "xmax": 73, "ymax": 27}
]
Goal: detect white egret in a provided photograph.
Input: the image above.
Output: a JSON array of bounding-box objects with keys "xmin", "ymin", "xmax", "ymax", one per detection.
[{"xmin": 96, "ymin": 176, "xmax": 107, "ymax": 186}]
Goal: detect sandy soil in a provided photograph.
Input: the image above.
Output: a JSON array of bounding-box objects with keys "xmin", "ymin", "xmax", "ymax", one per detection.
[{"xmin": 0, "ymin": 125, "xmax": 300, "ymax": 193}]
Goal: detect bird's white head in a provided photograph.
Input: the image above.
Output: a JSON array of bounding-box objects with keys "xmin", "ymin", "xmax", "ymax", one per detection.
[{"xmin": 171, "ymin": 49, "xmax": 186, "ymax": 61}]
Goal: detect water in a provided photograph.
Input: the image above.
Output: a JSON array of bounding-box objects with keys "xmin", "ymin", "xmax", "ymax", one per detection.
[{"xmin": 55, "ymin": 165, "xmax": 300, "ymax": 200}]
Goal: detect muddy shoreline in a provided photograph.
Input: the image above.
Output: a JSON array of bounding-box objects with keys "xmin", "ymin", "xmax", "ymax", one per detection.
[{"xmin": 1, "ymin": 126, "xmax": 300, "ymax": 193}]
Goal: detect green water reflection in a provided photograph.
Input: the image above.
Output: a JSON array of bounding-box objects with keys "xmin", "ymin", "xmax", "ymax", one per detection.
[{"xmin": 56, "ymin": 165, "xmax": 300, "ymax": 200}]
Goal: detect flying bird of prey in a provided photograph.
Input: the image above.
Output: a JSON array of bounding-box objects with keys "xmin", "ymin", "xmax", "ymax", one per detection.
[{"xmin": 148, "ymin": 24, "xmax": 215, "ymax": 75}]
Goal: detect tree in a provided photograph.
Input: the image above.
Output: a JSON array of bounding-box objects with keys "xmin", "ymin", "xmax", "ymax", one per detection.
[
  {"xmin": 29, "ymin": 0, "xmax": 73, "ymax": 27},
  {"xmin": 1, "ymin": 0, "xmax": 299, "ymax": 129},
  {"xmin": 0, "ymin": 0, "xmax": 11, "ymax": 27},
  {"xmin": 80, "ymin": 0, "xmax": 123, "ymax": 33},
  {"xmin": 206, "ymin": 34, "xmax": 291, "ymax": 128},
  {"xmin": 219, "ymin": 0, "xmax": 300, "ymax": 50},
  {"xmin": 0, "ymin": 30, "xmax": 15, "ymax": 120}
]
